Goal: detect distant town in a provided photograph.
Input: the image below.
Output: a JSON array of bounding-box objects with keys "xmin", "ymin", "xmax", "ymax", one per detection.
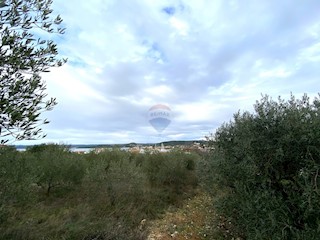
[{"xmin": 14, "ymin": 140, "xmax": 210, "ymax": 154}]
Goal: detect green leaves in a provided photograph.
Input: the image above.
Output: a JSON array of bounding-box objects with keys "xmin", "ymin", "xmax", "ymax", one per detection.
[
  {"xmin": 0, "ymin": 0, "xmax": 66, "ymax": 143},
  {"xmin": 208, "ymin": 93, "xmax": 320, "ymax": 239},
  {"xmin": 28, "ymin": 144, "xmax": 85, "ymax": 196}
]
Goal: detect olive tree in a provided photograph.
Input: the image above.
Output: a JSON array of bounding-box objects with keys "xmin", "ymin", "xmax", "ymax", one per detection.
[
  {"xmin": 208, "ymin": 94, "xmax": 320, "ymax": 239},
  {"xmin": 0, "ymin": 0, "xmax": 66, "ymax": 143}
]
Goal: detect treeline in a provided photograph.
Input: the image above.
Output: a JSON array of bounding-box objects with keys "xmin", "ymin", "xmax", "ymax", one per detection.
[
  {"xmin": 201, "ymin": 94, "xmax": 320, "ymax": 239},
  {"xmin": 0, "ymin": 146, "xmax": 199, "ymax": 239}
]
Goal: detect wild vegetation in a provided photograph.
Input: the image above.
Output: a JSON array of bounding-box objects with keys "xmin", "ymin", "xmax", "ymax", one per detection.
[
  {"xmin": 0, "ymin": 146, "xmax": 199, "ymax": 239},
  {"xmin": 200, "ymin": 94, "xmax": 320, "ymax": 239}
]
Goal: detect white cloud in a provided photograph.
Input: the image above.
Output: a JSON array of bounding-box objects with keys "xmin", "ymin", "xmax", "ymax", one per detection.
[
  {"xmin": 259, "ymin": 68, "xmax": 292, "ymax": 78},
  {"xmin": 15, "ymin": 0, "xmax": 320, "ymax": 144},
  {"xmin": 169, "ymin": 17, "xmax": 189, "ymax": 36}
]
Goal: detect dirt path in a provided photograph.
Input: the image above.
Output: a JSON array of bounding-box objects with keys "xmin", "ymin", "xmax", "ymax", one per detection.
[{"xmin": 146, "ymin": 190, "xmax": 218, "ymax": 240}]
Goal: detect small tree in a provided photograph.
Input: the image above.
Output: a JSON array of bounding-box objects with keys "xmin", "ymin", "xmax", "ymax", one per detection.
[
  {"xmin": 27, "ymin": 144, "xmax": 85, "ymax": 197},
  {"xmin": 209, "ymin": 93, "xmax": 320, "ymax": 239},
  {"xmin": 0, "ymin": 0, "xmax": 66, "ymax": 144}
]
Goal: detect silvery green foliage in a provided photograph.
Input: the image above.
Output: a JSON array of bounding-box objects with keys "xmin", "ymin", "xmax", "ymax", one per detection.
[
  {"xmin": 209, "ymin": 94, "xmax": 320, "ymax": 239},
  {"xmin": 0, "ymin": 0, "xmax": 66, "ymax": 143}
]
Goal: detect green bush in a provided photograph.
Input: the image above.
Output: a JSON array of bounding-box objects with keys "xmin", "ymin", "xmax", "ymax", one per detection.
[
  {"xmin": 28, "ymin": 144, "xmax": 85, "ymax": 196},
  {"xmin": 0, "ymin": 148, "xmax": 34, "ymax": 205},
  {"xmin": 207, "ymin": 94, "xmax": 320, "ymax": 239},
  {"xmin": 142, "ymin": 151, "xmax": 198, "ymax": 197},
  {"xmin": 0, "ymin": 145, "xmax": 200, "ymax": 239}
]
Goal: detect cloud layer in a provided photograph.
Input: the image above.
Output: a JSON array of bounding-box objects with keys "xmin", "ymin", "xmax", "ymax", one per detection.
[{"xmin": 20, "ymin": 0, "xmax": 320, "ymax": 144}]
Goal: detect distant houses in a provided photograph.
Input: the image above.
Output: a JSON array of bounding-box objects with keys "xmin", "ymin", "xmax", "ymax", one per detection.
[{"xmin": 72, "ymin": 141, "xmax": 209, "ymax": 154}]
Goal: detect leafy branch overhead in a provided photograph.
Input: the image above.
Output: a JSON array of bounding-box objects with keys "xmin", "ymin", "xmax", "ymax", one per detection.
[{"xmin": 0, "ymin": 0, "xmax": 67, "ymax": 143}]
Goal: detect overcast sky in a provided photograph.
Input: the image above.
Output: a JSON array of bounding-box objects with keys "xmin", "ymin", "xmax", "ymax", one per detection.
[{"xmin": 20, "ymin": 0, "xmax": 320, "ymax": 145}]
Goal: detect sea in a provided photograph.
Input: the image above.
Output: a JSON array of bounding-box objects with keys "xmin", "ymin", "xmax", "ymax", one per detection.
[{"xmin": 15, "ymin": 146, "xmax": 95, "ymax": 153}]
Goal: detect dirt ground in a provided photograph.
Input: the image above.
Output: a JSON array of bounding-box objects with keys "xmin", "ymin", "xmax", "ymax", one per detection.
[{"xmin": 146, "ymin": 189, "xmax": 218, "ymax": 240}]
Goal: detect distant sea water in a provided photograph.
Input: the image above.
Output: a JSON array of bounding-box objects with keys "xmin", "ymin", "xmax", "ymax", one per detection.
[
  {"xmin": 16, "ymin": 147, "xmax": 94, "ymax": 153},
  {"xmin": 70, "ymin": 147, "xmax": 94, "ymax": 153}
]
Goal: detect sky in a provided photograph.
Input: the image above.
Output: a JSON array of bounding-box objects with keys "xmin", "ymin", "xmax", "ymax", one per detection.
[{"xmin": 19, "ymin": 0, "xmax": 320, "ymax": 145}]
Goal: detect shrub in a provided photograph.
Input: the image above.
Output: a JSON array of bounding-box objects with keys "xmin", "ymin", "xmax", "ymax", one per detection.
[
  {"xmin": 0, "ymin": 148, "xmax": 35, "ymax": 205},
  {"xmin": 207, "ymin": 94, "xmax": 320, "ymax": 239},
  {"xmin": 30, "ymin": 144, "xmax": 85, "ymax": 196},
  {"xmin": 0, "ymin": 146, "xmax": 200, "ymax": 239},
  {"xmin": 143, "ymin": 151, "xmax": 198, "ymax": 192}
]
